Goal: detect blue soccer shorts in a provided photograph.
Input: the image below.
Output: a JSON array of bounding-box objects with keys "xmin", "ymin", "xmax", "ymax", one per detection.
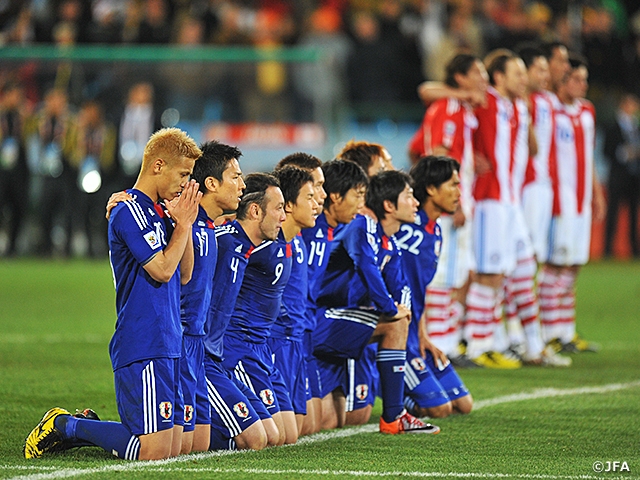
[
  {"xmin": 268, "ymin": 336, "xmax": 310, "ymax": 415},
  {"xmin": 180, "ymin": 334, "xmax": 211, "ymax": 432}
]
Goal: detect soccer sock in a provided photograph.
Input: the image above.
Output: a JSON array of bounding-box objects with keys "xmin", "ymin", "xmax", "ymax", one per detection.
[
  {"xmin": 403, "ymin": 396, "xmax": 419, "ymax": 417},
  {"xmin": 504, "ymin": 282, "xmax": 525, "ymax": 347},
  {"xmin": 425, "ymin": 286, "xmax": 456, "ymax": 356},
  {"xmin": 209, "ymin": 427, "xmax": 237, "ymax": 451},
  {"xmin": 558, "ymin": 270, "xmax": 577, "ymax": 343},
  {"xmin": 508, "ymin": 255, "xmax": 542, "ymax": 356},
  {"xmin": 376, "ymin": 349, "xmax": 407, "ymax": 423},
  {"xmin": 465, "ymin": 282, "xmax": 497, "ymax": 358},
  {"xmin": 55, "ymin": 415, "xmax": 140, "ymax": 460},
  {"xmin": 538, "ymin": 265, "xmax": 562, "ymax": 343}
]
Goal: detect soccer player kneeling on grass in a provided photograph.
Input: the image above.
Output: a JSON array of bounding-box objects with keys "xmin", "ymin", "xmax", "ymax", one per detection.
[
  {"xmin": 24, "ymin": 128, "xmax": 202, "ymax": 460},
  {"xmin": 313, "ymin": 169, "xmax": 440, "ymax": 434}
]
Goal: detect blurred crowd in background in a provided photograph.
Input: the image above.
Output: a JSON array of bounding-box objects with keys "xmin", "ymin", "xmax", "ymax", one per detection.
[{"xmin": 0, "ymin": 0, "xmax": 639, "ymax": 258}]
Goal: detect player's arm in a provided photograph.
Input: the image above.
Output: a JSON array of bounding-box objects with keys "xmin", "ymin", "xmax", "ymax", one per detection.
[
  {"xmin": 418, "ymin": 81, "xmax": 472, "ymax": 105},
  {"xmin": 592, "ymin": 164, "xmax": 606, "ymax": 223},
  {"xmin": 180, "ymin": 230, "xmax": 195, "ymax": 285},
  {"xmin": 528, "ymin": 122, "xmax": 538, "ymax": 158},
  {"xmin": 344, "ymin": 222, "xmax": 399, "ymax": 318},
  {"xmin": 416, "ymin": 308, "xmax": 449, "ymax": 368},
  {"xmin": 144, "ymin": 180, "xmax": 202, "ymax": 283}
]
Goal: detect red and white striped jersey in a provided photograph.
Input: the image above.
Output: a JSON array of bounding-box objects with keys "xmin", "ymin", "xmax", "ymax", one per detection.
[
  {"xmin": 552, "ymin": 99, "xmax": 595, "ymax": 215},
  {"xmin": 411, "ymin": 97, "xmax": 478, "ymax": 212},
  {"xmin": 511, "ymin": 97, "xmax": 530, "ymax": 202},
  {"xmin": 524, "ymin": 91, "xmax": 555, "ymax": 187},
  {"xmin": 473, "ymin": 87, "xmax": 514, "ymax": 204}
]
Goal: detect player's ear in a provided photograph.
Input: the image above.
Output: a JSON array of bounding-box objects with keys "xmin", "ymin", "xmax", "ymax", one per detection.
[
  {"xmin": 426, "ymin": 184, "xmax": 437, "ymax": 198},
  {"xmin": 204, "ymin": 176, "xmax": 218, "ymax": 193},
  {"xmin": 284, "ymin": 200, "xmax": 294, "ymax": 214},
  {"xmin": 249, "ymin": 201, "xmax": 261, "ymax": 220},
  {"xmin": 329, "ymin": 192, "xmax": 342, "ymax": 205},
  {"xmin": 152, "ymin": 158, "xmax": 164, "ymax": 173},
  {"xmin": 383, "ymin": 199, "xmax": 395, "ymax": 215}
]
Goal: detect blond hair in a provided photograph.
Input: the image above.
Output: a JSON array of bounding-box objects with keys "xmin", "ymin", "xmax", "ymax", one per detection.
[{"xmin": 141, "ymin": 127, "xmax": 201, "ymax": 173}]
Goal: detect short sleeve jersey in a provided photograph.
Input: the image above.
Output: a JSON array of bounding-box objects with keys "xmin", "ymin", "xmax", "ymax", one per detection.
[
  {"xmin": 301, "ymin": 212, "xmax": 341, "ymax": 330},
  {"xmin": 203, "ymin": 220, "xmax": 254, "ymax": 360},
  {"xmin": 315, "ymin": 214, "xmax": 397, "ymax": 317},
  {"xmin": 180, "ymin": 206, "xmax": 218, "ymax": 336},
  {"xmin": 272, "ymin": 233, "xmax": 308, "ymax": 340},
  {"xmin": 107, "ymin": 189, "xmax": 181, "ymax": 370},
  {"xmin": 552, "ymin": 99, "xmax": 596, "ymax": 215},
  {"xmin": 224, "ymin": 230, "xmax": 293, "ymax": 343},
  {"xmin": 473, "ymin": 87, "xmax": 515, "ymax": 204}
]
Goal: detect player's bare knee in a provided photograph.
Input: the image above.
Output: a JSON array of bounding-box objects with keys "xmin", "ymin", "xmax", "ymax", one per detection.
[
  {"xmin": 453, "ymin": 395, "xmax": 473, "ymax": 415},
  {"xmin": 345, "ymin": 407, "xmax": 372, "ymax": 426},
  {"xmin": 426, "ymin": 402, "xmax": 453, "ymax": 418}
]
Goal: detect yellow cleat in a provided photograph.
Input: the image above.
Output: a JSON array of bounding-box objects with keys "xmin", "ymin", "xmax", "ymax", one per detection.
[
  {"xmin": 24, "ymin": 407, "xmax": 70, "ymax": 459},
  {"xmin": 472, "ymin": 351, "xmax": 522, "ymax": 369}
]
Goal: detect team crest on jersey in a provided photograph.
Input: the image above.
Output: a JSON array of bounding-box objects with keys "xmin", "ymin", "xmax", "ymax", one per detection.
[
  {"xmin": 355, "ymin": 384, "xmax": 369, "ymax": 401},
  {"xmin": 411, "ymin": 357, "xmax": 427, "ymax": 371},
  {"xmin": 260, "ymin": 389, "xmax": 275, "ymax": 406},
  {"xmin": 159, "ymin": 401, "xmax": 172, "ymax": 420},
  {"xmin": 490, "ymin": 253, "xmax": 501, "ymax": 265},
  {"xmin": 434, "ymin": 239, "xmax": 442, "ymax": 257},
  {"xmin": 143, "ymin": 230, "xmax": 161, "ymax": 250},
  {"xmin": 233, "ymin": 401, "xmax": 249, "ymax": 418},
  {"xmin": 184, "ymin": 405, "xmax": 194, "ymax": 423}
]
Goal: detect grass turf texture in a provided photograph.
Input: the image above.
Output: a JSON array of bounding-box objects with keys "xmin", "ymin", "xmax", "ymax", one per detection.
[{"xmin": 0, "ymin": 259, "xmax": 638, "ymax": 479}]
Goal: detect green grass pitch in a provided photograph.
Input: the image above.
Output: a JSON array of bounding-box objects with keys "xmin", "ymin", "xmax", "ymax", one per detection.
[{"xmin": 0, "ymin": 259, "xmax": 639, "ymax": 479}]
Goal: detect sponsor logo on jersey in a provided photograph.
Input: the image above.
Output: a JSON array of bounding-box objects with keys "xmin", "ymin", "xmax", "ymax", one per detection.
[
  {"xmin": 233, "ymin": 401, "xmax": 249, "ymax": 418},
  {"xmin": 184, "ymin": 405, "xmax": 194, "ymax": 423},
  {"xmin": 144, "ymin": 230, "xmax": 161, "ymax": 250},
  {"xmin": 260, "ymin": 389, "xmax": 275, "ymax": 406},
  {"xmin": 355, "ymin": 384, "xmax": 369, "ymax": 401},
  {"xmin": 148, "ymin": 208, "xmax": 156, "ymax": 217},
  {"xmin": 159, "ymin": 401, "xmax": 173, "ymax": 420},
  {"xmin": 411, "ymin": 357, "xmax": 426, "ymax": 371},
  {"xmin": 277, "ymin": 248, "xmax": 284, "ymax": 258},
  {"xmin": 235, "ymin": 244, "xmax": 243, "ymax": 253},
  {"xmin": 315, "ymin": 229, "xmax": 324, "ymax": 238}
]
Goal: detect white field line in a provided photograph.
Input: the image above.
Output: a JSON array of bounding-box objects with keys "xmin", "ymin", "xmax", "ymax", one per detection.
[{"xmin": 3, "ymin": 380, "xmax": 639, "ymax": 480}]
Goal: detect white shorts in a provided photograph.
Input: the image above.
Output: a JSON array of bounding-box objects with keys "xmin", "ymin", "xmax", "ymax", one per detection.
[
  {"xmin": 431, "ymin": 215, "xmax": 474, "ymax": 289},
  {"xmin": 521, "ymin": 182, "xmax": 553, "ymax": 261},
  {"xmin": 473, "ymin": 200, "xmax": 516, "ymax": 275},
  {"xmin": 547, "ymin": 212, "xmax": 592, "ymax": 266},
  {"xmin": 512, "ymin": 206, "xmax": 535, "ymax": 262}
]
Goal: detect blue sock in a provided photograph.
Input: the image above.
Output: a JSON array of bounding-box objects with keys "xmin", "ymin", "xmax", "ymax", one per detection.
[
  {"xmin": 209, "ymin": 427, "xmax": 237, "ymax": 451},
  {"xmin": 55, "ymin": 415, "xmax": 140, "ymax": 460},
  {"xmin": 376, "ymin": 349, "xmax": 407, "ymax": 423}
]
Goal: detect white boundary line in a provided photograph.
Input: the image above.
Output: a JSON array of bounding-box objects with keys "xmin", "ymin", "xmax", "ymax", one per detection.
[{"xmin": 4, "ymin": 380, "xmax": 639, "ymax": 480}]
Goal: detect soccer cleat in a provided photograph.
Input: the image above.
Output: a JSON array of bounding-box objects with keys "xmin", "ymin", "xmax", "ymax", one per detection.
[
  {"xmin": 74, "ymin": 408, "xmax": 100, "ymax": 421},
  {"xmin": 561, "ymin": 334, "xmax": 600, "ymax": 353},
  {"xmin": 449, "ymin": 354, "xmax": 483, "ymax": 369},
  {"xmin": 380, "ymin": 410, "xmax": 441, "ymax": 435},
  {"xmin": 523, "ymin": 345, "xmax": 572, "ymax": 367},
  {"xmin": 546, "ymin": 338, "xmax": 564, "ymax": 354},
  {"xmin": 472, "ymin": 351, "xmax": 522, "ymax": 369},
  {"xmin": 24, "ymin": 407, "xmax": 70, "ymax": 459}
]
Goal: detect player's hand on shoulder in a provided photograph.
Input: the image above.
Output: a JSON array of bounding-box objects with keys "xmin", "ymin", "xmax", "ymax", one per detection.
[
  {"xmin": 105, "ymin": 191, "xmax": 133, "ymax": 220},
  {"xmin": 385, "ymin": 303, "xmax": 411, "ymax": 322},
  {"xmin": 165, "ymin": 180, "xmax": 202, "ymax": 226}
]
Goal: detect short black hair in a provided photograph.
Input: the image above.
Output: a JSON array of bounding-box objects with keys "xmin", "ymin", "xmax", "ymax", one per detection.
[
  {"xmin": 322, "ymin": 159, "xmax": 368, "ymax": 209},
  {"xmin": 192, "ymin": 140, "xmax": 242, "ymax": 193},
  {"xmin": 517, "ymin": 45, "xmax": 545, "ymax": 70},
  {"xmin": 568, "ymin": 53, "xmax": 588, "ymax": 70},
  {"xmin": 236, "ymin": 173, "xmax": 280, "ymax": 220},
  {"xmin": 272, "ymin": 166, "xmax": 313, "ymax": 205},
  {"xmin": 410, "ymin": 155, "xmax": 460, "ymax": 207},
  {"xmin": 365, "ymin": 170, "xmax": 412, "ymax": 221},
  {"xmin": 445, "ymin": 54, "xmax": 480, "ymax": 88},
  {"xmin": 275, "ymin": 152, "xmax": 322, "ymax": 172},
  {"xmin": 540, "ymin": 41, "xmax": 567, "ymax": 61},
  {"xmin": 337, "ymin": 141, "xmax": 383, "ymax": 175},
  {"xmin": 486, "ymin": 51, "xmax": 516, "ymax": 86}
]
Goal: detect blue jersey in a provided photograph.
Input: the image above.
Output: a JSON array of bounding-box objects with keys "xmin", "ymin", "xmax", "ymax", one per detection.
[
  {"xmin": 377, "ymin": 229, "xmax": 412, "ymax": 310},
  {"xmin": 225, "ymin": 230, "xmax": 293, "ymax": 343},
  {"xmin": 272, "ymin": 233, "xmax": 308, "ymax": 340},
  {"xmin": 397, "ymin": 210, "xmax": 442, "ymax": 321},
  {"xmin": 203, "ymin": 220, "xmax": 254, "ymax": 360},
  {"xmin": 108, "ymin": 189, "xmax": 181, "ymax": 370},
  {"xmin": 181, "ymin": 206, "xmax": 218, "ymax": 336},
  {"xmin": 301, "ymin": 212, "xmax": 339, "ymax": 330},
  {"xmin": 315, "ymin": 214, "xmax": 397, "ymax": 317},
  {"xmin": 397, "ymin": 210, "xmax": 442, "ymax": 351}
]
